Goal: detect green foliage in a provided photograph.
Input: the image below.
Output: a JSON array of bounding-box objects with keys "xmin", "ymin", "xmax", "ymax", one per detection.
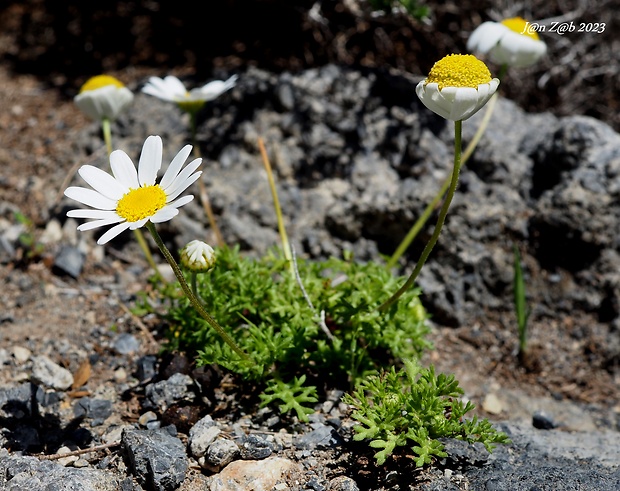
[
  {"xmin": 259, "ymin": 375, "xmax": 318, "ymax": 422},
  {"xmin": 343, "ymin": 359, "xmax": 511, "ymax": 466},
  {"xmin": 512, "ymin": 243, "xmax": 530, "ymax": 357},
  {"xmin": 13, "ymin": 211, "xmax": 44, "ymax": 261},
  {"xmin": 147, "ymin": 245, "xmax": 431, "ymax": 418},
  {"xmin": 367, "ymin": 0, "xmax": 430, "ymax": 22}
]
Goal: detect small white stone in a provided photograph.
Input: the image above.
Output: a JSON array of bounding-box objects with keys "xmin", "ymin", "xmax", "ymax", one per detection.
[
  {"xmin": 31, "ymin": 355, "xmax": 73, "ymax": 390},
  {"xmin": 11, "ymin": 346, "xmax": 31, "ymax": 364},
  {"xmin": 482, "ymin": 393, "xmax": 504, "ymax": 415}
]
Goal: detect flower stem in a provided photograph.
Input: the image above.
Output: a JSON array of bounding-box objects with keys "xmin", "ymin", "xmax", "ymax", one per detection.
[
  {"xmin": 100, "ymin": 117, "xmax": 164, "ymax": 282},
  {"xmin": 379, "ymin": 120, "xmax": 463, "ymax": 312},
  {"xmin": 145, "ymin": 222, "xmax": 249, "ymax": 361},
  {"xmin": 258, "ymin": 137, "xmax": 293, "ymax": 273},
  {"xmin": 189, "ymin": 111, "xmax": 225, "ymax": 247},
  {"xmin": 101, "ymin": 117, "xmax": 113, "ymax": 156},
  {"xmin": 386, "ymin": 92, "xmax": 498, "ymax": 269}
]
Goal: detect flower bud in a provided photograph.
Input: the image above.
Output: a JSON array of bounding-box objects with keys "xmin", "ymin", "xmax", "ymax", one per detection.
[{"xmin": 180, "ymin": 240, "xmax": 216, "ymax": 272}]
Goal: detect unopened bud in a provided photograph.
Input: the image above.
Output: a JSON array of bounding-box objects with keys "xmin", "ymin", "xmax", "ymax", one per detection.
[{"xmin": 180, "ymin": 240, "xmax": 216, "ymax": 273}]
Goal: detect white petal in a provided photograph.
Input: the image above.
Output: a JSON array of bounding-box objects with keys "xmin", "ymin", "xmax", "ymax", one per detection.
[
  {"xmin": 77, "ymin": 216, "xmax": 125, "ymax": 231},
  {"xmin": 468, "ymin": 22, "xmax": 506, "ymax": 54},
  {"xmin": 65, "ymin": 187, "xmax": 118, "ymax": 210},
  {"xmin": 445, "ymin": 87, "xmax": 479, "ymax": 121},
  {"xmin": 163, "ymin": 76, "xmax": 188, "ymax": 96},
  {"xmin": 129, "ymin": 218, "xmax": 149, "ymax": 230},
  {"xmin": 110, "ymin": 150, "xmax": 140, "ymax": 189},
  {"xmin": 97, "ymin": 222, "xmax": 132, "ymax": 245},
  {"xmin": 138, "ymin": 135, "xmax": 163, "ymax": 186},
  {"xmin": 416, "ymin": 82, "xmax": 451, "ymax": 120},
  {"xmin": 166, "ymin": 172, "xmax": 201, "ymax": 202},
  {"xmin": 193, "ymin": 74, "xmax": 238, "ymax": 101},
  {"xmin": 167, "ymin": 194, "xmax": 194, "ymax": 209},
  {"xmin": 67, "ymin": 209, "xmax": 120, "ymax": 220},
  {"xmin": 150, "ymin": 206, "xmax": 179, "ymax": 223},
  {"xmin": 78, "ymin": 165, "xmax": 127, "ymax": 200},
  {"xmin": 160, "ymin": 144, "xmax": 193, "ymax": 190},
  {"xmin": 74, "ymin": 86, "xmax": 133, "ymax": 121},
  {"xmin": 142, "ymin": 77, "xmax": 175, "ymax": 101},
  {"xmin": 164, "ymin": 159, "xmax": 202, "ymax": 197}
]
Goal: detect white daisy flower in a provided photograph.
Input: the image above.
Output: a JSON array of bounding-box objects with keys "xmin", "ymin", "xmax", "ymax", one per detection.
[
  {"xmin": 141, "ymin": 74, "xmax": 238, "ymax": 113},
  {"xmin": 64, "ymin": 135, "xmax": 201, "ymax": 245},
  {"xmin": 416, "ymin": 54, "xmax": 500, "ymax": 121},
  {"xmin": 467, "ymin": 17, "xmax": 547, "ymax": 68},
  {"xmin": 180, "ymin": 240, "xmax": 216, "ymax": 272},
  {"xmin": 74, "ymin": 75, "xmax": 134, "ymax": 121}
]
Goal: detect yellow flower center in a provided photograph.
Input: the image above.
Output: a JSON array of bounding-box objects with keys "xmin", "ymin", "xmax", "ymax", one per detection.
[
  {"xmin": 116, "ymin": 185, "xmax": 167, "ymax": 222},
  {"xmin": 501, "ymin": 16, "xmax": 540, "ymax": 40},
  {"xmin": 426, "ymin": 54, "xmax": 492, "ymax": 90},
  {"xmin": 80, "ymin": 75, "xmax": 125, "ymax": 93}
]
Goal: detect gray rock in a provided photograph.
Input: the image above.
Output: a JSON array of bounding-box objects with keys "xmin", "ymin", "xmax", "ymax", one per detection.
[
  {"xmin": 203, "ymin": 437, "xmax": 240, "ymax": 471},
  {"xmin": 73, "ymin": 397, "xmax": 113, "ymax": 426},
  {"xmin": 0, "ymin": 449, "xmax": 121, "ymax": 490},
  {"xmin": 113, "ymin": 333, "xmax": 140, "ymax": 355},
  {"xmin": 53, "ymin": 245, "xmax": 85, "ymax": 278},
  {"xmin": 122, "ymin": 426, "xmax": 188, "ymax": 491},
  {"xmin": 239, "ymin": 433, "xmax": 274, "ymax": 460},
  {"xmin": 143, "ymin": 373, "xmax": 197, "ymax": 411}
]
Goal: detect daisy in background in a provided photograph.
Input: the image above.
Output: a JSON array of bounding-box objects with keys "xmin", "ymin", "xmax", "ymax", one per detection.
[
  {"xmin": 64, "ymin": 135, "xmax": 201, "ymax": 245},
  {"xmin": 141, "ymin": 74, "xmax": 238, "ymax": 114},
  {"xmin": 74, "ymin": 75, "xmax": 134, "ymax": 122},
  {"xmin": 74, "ymin": 75, "xmax": 134, "ymax": 155},
  {"xmin": 467, "ymin": 16, "xmax": 547, "ymax": 69},
  {"xmin": 141, "ymin": 74, "xmax": 238, "ymax": 248}
]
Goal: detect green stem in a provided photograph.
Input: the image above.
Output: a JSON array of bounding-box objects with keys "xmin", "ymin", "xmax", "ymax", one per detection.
[
  {"xmin": 379, "ymin": 120, "xmax": 463, "ymax": 312},
  {"xmin": 258, "ymin": 137, "xmax": 293, "ymax": 273},
  {"xmin": 101, "ymin": 118, "xmax": 113, "ymax": 156},
  {"xmin": 386, "ymin": 92, "xmax": 498, "ymax": 269},
  {"xmin": 146, "ymin": 222, "xmax": 250, "ymax": 361},
  {"xmin": 189, "ymin": 111, "xmax": 225, "ymax": 247}
]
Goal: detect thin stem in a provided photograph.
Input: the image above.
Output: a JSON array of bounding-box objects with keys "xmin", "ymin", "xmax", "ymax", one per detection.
[
  {"xmin": 100, "ymin": 117, "xmax": 164, "ymax": 281},
  {"xmin": 189, "ymin": 111, "xmax": 225, "ymax": 247},
  {"xmin": 386, "ymin": 93, "xmax": 498, "ymax": 269},
  {"xmin": 379, "ymin": 120, "xmax": 463, "ymax": 312},
  {"xmin": 258, "ymin": 137, "xmax": 293, "ymax": 272},
  {"xmin": 145, "ymin": 222, "xmax": 250, "ymax": 361},
  {"xmin": 101, "ymin": 118, "xmax": 113, "ymax": 156}
]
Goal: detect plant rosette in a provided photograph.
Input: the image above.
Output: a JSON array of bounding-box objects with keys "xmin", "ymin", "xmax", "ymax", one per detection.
[
  {"xmin": 467, "ymin": 17, "xmax": 547, "ymax": 68},
  {"xmin": 74, "ymin": 75, "xmax": 134, "ymax": 122},
  {"xmin": 415, "ymin": 54, "xmax": 500, "ymax": 121}
]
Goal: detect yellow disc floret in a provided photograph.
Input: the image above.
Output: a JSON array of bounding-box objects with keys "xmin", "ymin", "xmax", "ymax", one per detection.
[
  {"xmin": 426, "ymin": 54, "xmax": 492, "ymax": 90},
  {"xmin": 501, "ymin": 16, "xmax": 540, "ymax": 40},
  {"xmin": 116, "ymin": 185, "xmax": 167, "ymax": 222},
  {"xmin": 80, "ymin": 75, "xmax": 125, "ymax": 93}
]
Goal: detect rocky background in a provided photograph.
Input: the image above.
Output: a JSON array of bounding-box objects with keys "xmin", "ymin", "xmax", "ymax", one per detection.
[{"xmin": 0, "ymin": 1, "xmax": 619, "ymax": 490}]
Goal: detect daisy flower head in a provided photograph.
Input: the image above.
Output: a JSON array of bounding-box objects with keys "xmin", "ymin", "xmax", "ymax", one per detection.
[
  {"xmin": 180, "ymin": 240, "xmax": 216, "ymax": 273},
  {"xmin": 74, "ymin": 75, "xmax": 134, "ymax": 121},
  {"xmin": 141, "ymin": 74, "xmax": 238, "ymax": 114},
  {"xmin": 416, "ymin": 54, "xmax": 500, "ymax": 121},
  {"xmin": 64, "ymin": 135, "xmax": 201, "ymax": 245},
  {"xmin": 467, "ymin": 17, "xmax": 547, "ymax": 68}
]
